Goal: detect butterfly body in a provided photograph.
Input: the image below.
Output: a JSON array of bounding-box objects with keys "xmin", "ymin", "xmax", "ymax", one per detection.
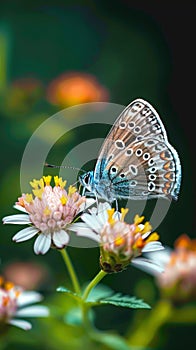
[{"xmin": 79, "ymin": 99, "xmax": 182, "ymax": 203}]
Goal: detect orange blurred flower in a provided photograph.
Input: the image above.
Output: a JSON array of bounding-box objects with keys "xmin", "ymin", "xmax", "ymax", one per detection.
[
  {"xmin": 4, "ymin": 261, "xmax": 49, "ymax": 290},
  {"xmin": 46, "ymin": 72, "xmax": 109, "ymax": 107},
  {"xmin": 156, "ymin": 234, "xmax": 196, "ymax": 302}
]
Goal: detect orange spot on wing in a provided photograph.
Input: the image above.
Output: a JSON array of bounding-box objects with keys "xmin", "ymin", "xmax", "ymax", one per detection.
[{"xmin": 164, "ymin": 161, "xmax": 171, "ymax": 170}]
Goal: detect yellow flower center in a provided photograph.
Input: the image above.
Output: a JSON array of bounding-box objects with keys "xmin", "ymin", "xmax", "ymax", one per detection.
[
  {"xmin": 145, "ymin": 232, "xmax": 159, "ymax": 243},
  {"xmin": 32, "ymin": 188, "xmax": 44, "ymax": 199},
  {"xmin": 4, "ymin": 281, "xmax": 14, "ymax": 291},
  {"xmin": 107, "ymin": 208, "xmax": 115, "ymax": 225},
  {"xmin": 114, "ymin": 235, "xmax": 126, "ymax": 247},
  {"xmin": 120, "ymin": 208, "xmax": 129, "ymax": 221},
  {"xmin": 141, "ymin": 221, "xmax": 152, "ymax": 234},
  {"xmin": 134, "ymin": 214, "xmax": 145, "ymax": 225},
  {"xmin": 60, "ymin": 195, "xmax": 67, "ymax": 205},
  {"xmin": 43, "ymin": 206, "xmax": 51, "ymax": 215},
  {"xmin": 30, "ymin": 178, "xmax": 44, "ymax": 190},
  {"xmin": 43, "ymin": 175, "xmax": 52, "ymax": 186},
  {"xmin": 68, "ymin": 185, "xmax": 77, "ymax": 196},
  {"xmin": 54, "ymin": 176, "xmax": 67, "ymax": 188},
  {"xmin": 30, "ymin": 178, "xmax": 45, "ymax": 199},
  {"xmin": 25, "ymin": 193, "xmax": 33, "ymax": 203}
]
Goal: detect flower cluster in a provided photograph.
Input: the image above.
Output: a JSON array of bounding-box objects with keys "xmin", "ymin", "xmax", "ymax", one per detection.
[
  {"xmin": 3, "ymin": 176, "xmax": 93, "ymax": 255},
  {"xmin": 156, "ymin": 234, "xmax": 196, "ymax": 302},
  {"xmin": 0, "ymin": 276, "xmax": 49, "ymax": 330},
  {"xmin": 71, "ymin": 203, "xmax": 164, "ymax": 273}
]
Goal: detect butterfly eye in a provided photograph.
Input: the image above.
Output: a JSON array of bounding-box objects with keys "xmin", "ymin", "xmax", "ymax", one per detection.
[{"xmin": 84, "ymin": 174, "xmax": 90, "ymax": 185}]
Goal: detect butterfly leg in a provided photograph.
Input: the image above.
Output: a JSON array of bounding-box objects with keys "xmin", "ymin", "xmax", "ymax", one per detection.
[
  {"xmin": 95, "ymin": 195, "xmax": 99, "ymax": 214},
  {"xmin": 82, "ymin": 186, "xmax": 86, "ymax": 196},
  {"xmin": 114, "ymin": 199, "xmax": 121, "ymax": 219}
]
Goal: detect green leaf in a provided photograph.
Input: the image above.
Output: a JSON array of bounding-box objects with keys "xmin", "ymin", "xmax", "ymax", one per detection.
[
  {"xmin": 56, "ymin": 286, "xmax": 80, "ymax": 301},
  {"xmin": 92, "ymin": 332, "xmax": 131, "ymax": 350},
  {"xmin": 85, "ymin": 283, "xmax": 114, "ymax": 302},
  {"xmin": 94, "ymin": 293, "xmax": 151, "ymax": 309},
  {"xmin": 57, "ymin": 286, "xmax": 150, "ymax": 310}
]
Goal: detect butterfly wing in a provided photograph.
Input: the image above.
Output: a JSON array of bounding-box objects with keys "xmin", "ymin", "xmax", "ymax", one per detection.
[{"xmin": 94, "ymin": 98, "xmax": 181, "ymax": 201}]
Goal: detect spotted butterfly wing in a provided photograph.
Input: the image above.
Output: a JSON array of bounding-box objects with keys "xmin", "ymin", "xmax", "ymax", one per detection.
[{"xmin": 92, "ymin": 98, "xmax": 181, "ymax": 202}]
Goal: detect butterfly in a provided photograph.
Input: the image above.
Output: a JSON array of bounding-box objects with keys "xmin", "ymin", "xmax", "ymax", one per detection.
[{"xmin": 79, "ymin": 98, "xmax": 182, "ymax": 203}]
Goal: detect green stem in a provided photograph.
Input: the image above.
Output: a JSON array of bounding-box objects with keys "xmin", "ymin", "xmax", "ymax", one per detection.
[
  {"xmin": 126, "ymin": 299, "xmax": 173, "ymax": 347},
  {"xmin": 60, "ymin": 249, "xmax": 81, "ymax": 295},
  {"xmin": 82, "ymin": 270, "xmax": 107, "ymax": 301},
  {"xmin": 81, "ymin": 270, "xmax": 107, "ymax": 335},
  {"xmin": 0, "ymin": 24, "xmax": 10, "ymax": 90}
]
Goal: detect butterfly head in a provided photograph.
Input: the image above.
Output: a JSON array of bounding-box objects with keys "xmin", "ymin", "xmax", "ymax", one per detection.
[{"xmin": 79, "ymin": 171, "xmax": 94, "ymax": 193}]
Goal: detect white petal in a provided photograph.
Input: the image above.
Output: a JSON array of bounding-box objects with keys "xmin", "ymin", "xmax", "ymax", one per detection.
[
  {"xmin": 17, "ymin": 291, "xmax": 43, "ymax": 307},
  {"xmin": 88, "ymin": 206, "xmax": 98, "ymax": 215},
  {"xmin": 79, "ymin": 198, "xmax": 96, "ymax": 212},
  {"xmin": 34, "ymin": 233, "xmax": 51, "ymax": 255},
  {"xmin": 131, "ymin": 257, "xmax": 165, "ymax": 275},
  {"xmin": 97, "ymin": 204, "xmax": 111, "ymax": 225},
  {"xmin": 81, "ymin": 213, "xmax": 102, "ymax": 233},
  {"xmin": 3, "ymin": 214, "xmax": 31, "ymax": 224},
  {"xmin": 69, "ymin": 222, "xmax": 87, "ymax": 232},
  {"xmin": 142, "ymin": 231, "xmax": 151, "ymax": 239},
  {"xmin": 142, "ymin": 241, "xmax": 165, "ymax": 252},
  {"xmin": 53, "ymin": 230, "xmax": 69, "ymax": 248},
  {"xmin": 98, "ymin": 202, "xmax": 111, "ymax": 211},
  {"xmin": 88, "ymin": 202, "xmax": 110, "ymax": 216},
  {"xmin": 13, "ymin": 204, "xmax": 28, "ymax": 213},
  {"xmin": 12, "ymin": 227, "xmax": 39, "ymax": 242},
  {"xmin": 7, "ymin": 319, "xmax": 32, "ymax": 330},
  {"xmin": 69, "ymin": 223, "xmax": 100, "ymax": 242},
  {"xmin": 16, "ymin": 305, "xmax": 49, "ymax": 317},
  {"xmin": 144, "ymin": 248, "xmax": 171, "ymax": 265}
]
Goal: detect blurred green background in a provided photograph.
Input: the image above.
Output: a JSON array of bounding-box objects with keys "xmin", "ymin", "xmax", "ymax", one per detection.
[{"xmin": 0, "ymin": 1, "xmax": 195, "ymax": 349}]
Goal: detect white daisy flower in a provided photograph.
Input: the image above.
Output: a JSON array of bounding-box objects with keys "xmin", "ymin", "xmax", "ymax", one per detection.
[
  {"xmin": 0, "ymin": 276, "xmax": 49, "ymax": 330},
  {"xmin": 70, "ymin": 203, "xmax": 165, "ymax": 273},
  {"xmin": 3, "ymin": 176, "xmax": 94, "ymax": 255}
]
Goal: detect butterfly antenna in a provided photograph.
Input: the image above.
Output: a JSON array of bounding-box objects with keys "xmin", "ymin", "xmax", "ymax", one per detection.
[{"xmin": 45, "ymin": 163, "xmax": 85, "ymax": 173}]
